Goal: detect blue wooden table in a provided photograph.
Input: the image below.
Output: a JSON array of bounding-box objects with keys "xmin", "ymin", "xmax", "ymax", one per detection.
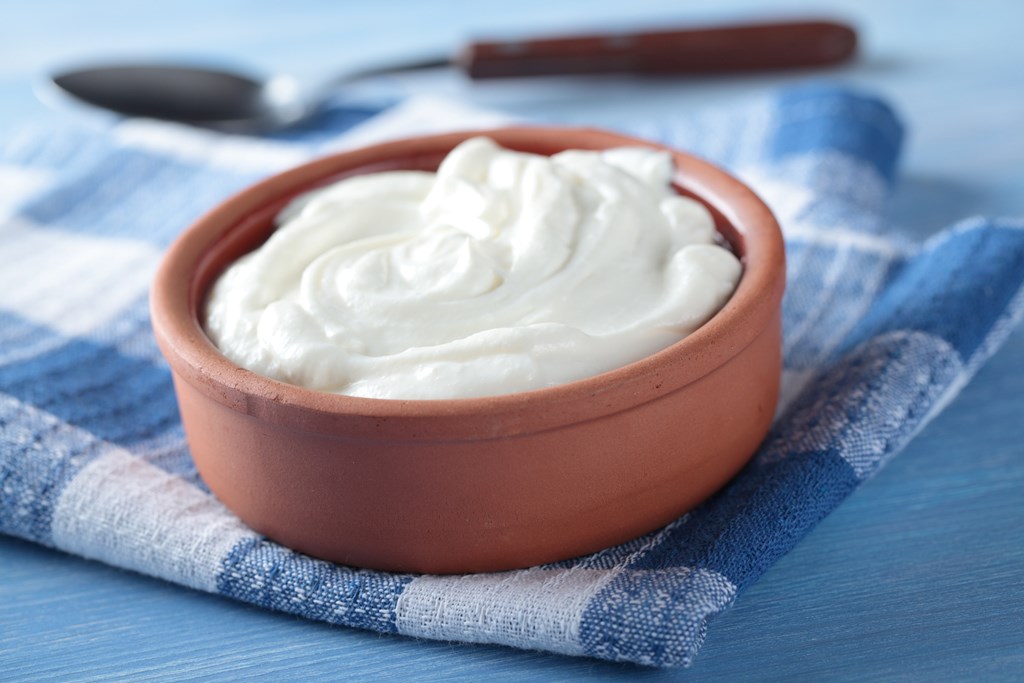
[{"xmin": 2, "ymin": 1, "xmax": 1023, "ymax": 679}]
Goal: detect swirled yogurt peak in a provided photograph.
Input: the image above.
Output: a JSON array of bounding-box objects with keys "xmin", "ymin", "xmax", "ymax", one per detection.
[{"xmin": 204, "ymin": 137, "xmax": 742, "ymax": 399}]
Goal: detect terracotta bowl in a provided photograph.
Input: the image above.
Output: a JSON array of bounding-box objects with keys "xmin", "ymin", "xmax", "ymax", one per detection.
[{"xmin": 150, "ymin": 127, "xmax": 785, "ymax": 574}]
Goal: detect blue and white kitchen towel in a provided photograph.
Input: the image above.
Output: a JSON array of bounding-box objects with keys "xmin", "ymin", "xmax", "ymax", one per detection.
[{"xmin": 2, "ymin": 84, "xmax": 1023, "ymax": 668}]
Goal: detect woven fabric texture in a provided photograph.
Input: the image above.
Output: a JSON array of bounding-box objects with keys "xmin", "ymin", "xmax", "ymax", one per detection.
[{"xmin": 2, "ymin": 84, "xmax": 1022, "ymax": 667}]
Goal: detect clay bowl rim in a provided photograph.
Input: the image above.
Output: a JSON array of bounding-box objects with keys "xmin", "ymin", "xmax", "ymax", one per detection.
[{"xmin": 150, "ymin": 126, "xmax": 785, "ymax": 441}]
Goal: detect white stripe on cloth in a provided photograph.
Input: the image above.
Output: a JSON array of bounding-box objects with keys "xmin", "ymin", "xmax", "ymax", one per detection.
[
  {"xmin": 781, "ymin": 238, "xmax": 896, "ymax": 374},
  {"xmin": 0, "ymin": 164, "xmax": 53, "ymax": 218},
  {"xmin": 783, "ymin": 223, "xmax": 906, "ymax": 257},
  {"xmin": 319, "ymin": 94, "xmax": 515, "ymax": 154},
  {"xmin": 777, "ymin": 367, "xmax": 819, "ymax": 417},
  {"xmin": 395, "ymin": 567, "xmax": 618, "ymax": 656},
  {"xmin": 51, "ymin": 449, "xmax": 257, "ymax": 592},
  {"xmin": 0, "ymin": 217, "xmax": 161, "ymax": 338},
  {"xmin": 113, "ymin": 121, "xmax": 308, "ymax": 173},
  {"xmin": 393, "ymin": 519, "xmax": 711, "ymax": 655},
  {"xmin": 395, "ymin": 565, "xmax": 738, "ymax": 657}
]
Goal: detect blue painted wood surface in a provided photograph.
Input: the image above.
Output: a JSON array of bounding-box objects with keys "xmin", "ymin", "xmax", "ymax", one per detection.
[{"xmin": 2, "ymin": 1, "xmax": 1023, "ymax": 680}]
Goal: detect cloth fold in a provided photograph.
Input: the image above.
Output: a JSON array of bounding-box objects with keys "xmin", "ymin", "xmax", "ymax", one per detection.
[{"xmin": 2, "ymin": 84, "xmax": 1022, "ymax": 668}]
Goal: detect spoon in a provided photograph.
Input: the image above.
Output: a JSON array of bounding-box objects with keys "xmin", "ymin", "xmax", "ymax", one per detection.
[{"xmin": 47, "ymin": 19, "xmax": 856, "ymax": 134}]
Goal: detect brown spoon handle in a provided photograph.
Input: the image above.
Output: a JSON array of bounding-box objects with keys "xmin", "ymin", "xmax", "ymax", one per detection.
[{"xmin": 458, "ymin": 19, "xmax": 857, "ymax": 79}]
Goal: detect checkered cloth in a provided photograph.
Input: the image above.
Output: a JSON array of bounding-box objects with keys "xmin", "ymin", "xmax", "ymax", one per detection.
[{"xmin": 2, "ymin": 84, "xmax": 1022, "ymax": 668}]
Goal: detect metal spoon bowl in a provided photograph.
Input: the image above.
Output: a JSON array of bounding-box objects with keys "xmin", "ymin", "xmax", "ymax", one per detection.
[{"xmin": 47, "ymin": 58, "xmax": 447, "ymax": 133}]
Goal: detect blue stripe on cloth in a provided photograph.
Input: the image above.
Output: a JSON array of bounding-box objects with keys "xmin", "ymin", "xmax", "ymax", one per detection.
[
  {"xmin": 0, "ymin": 127, "xmax": 118, "ymax": 176},
  {"xmin": 800, "ymin": 193, "xmax": 892, "ymax": 232},
  {"xmin": 0, "ymin": 393, "xmax": 110, "ymax": 544},
  {"xmin": 93, "ymin": 296, "xmax": 173, "ymax": 364},
  {"xmin": 617, "ymin": 450, "xmax": 859, "ymax": 584},
  {"xmin": 0, "ymin": 310, "xmax": 68, "ymax": 364},
  {"xmin": 0, "ymin": 297, "xmax": 202, "ymax": 485},
  {"xmin": 18, "ymin": 148, "xmax": 267, "ymax": 246},
  {"xmin": 841, "ymin": 221, "xmax": 1024, "ymax": 361},
  {"xmin": 769, "ymin": 84, "xmax": 904, "ymax": 182},
  {"xmin": 217, "ymin": 537, "xmax": 414, "ymax": 633},
  {"xmin": 267, "ymin": 104, "xmax": 384, "ymax": 143},
  {"xmin": 0, "ymin": 315, "xmax": 180, "ymax": 448},
  {"xmin": 579, "ymin": 563, "xmax": 738, "ymax": 668}
]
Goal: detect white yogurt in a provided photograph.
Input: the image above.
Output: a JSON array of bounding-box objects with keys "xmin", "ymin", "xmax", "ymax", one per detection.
[{"xmin": 204, "ymin": 137, "xmax": 741, "ymax": 399}]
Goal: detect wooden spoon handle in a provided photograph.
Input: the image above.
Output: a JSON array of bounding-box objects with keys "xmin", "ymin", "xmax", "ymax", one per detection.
[{"xmin": 458, "ymin": 19, "xmax": 857, "ymax": 79}]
